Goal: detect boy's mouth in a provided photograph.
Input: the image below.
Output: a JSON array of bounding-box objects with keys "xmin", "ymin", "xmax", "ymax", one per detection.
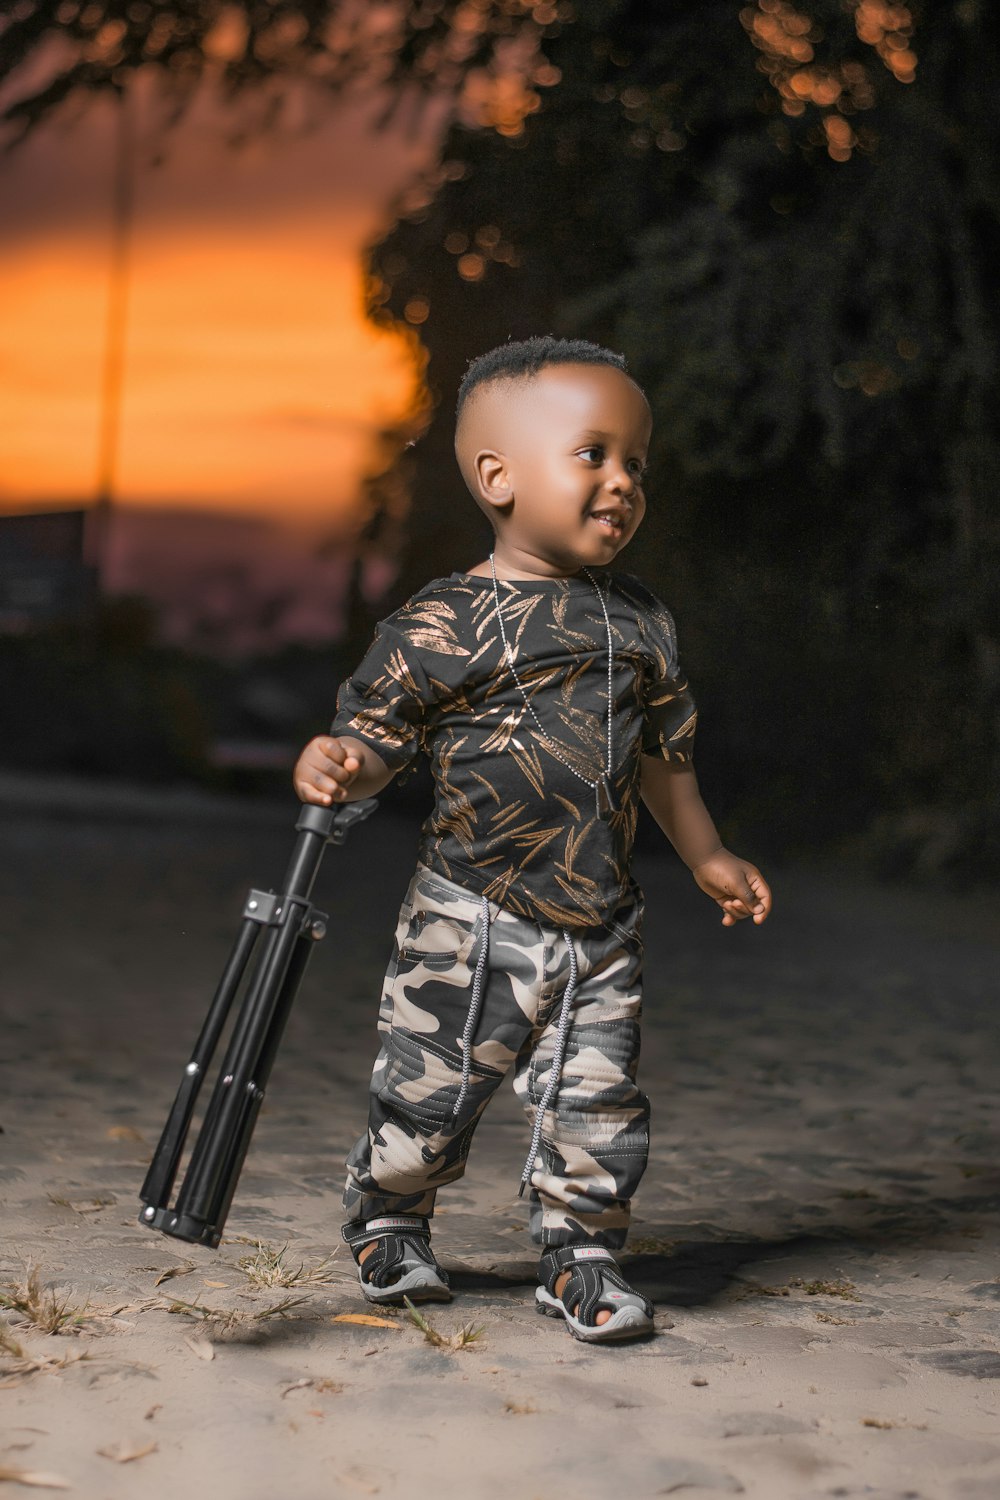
[{"xmin": 589, "ymin": 508, "xmax": 629, "ymax": 539}]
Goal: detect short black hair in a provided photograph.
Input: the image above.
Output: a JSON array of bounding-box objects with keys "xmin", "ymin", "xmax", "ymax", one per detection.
[{"xmin": 456, "ymin": 335, "xmax": 633, "ymax": 415}]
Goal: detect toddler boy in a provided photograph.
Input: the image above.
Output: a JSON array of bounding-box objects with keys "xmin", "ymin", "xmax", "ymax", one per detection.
[{"xmin": 294, "ymin": 336, "xmax": 771, "ymax": 1342}]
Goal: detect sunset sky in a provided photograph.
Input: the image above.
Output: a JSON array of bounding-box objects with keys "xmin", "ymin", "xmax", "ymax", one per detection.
[{"xmin": 0, "ymin": 78, "xmax": 438, "ymax": 535}]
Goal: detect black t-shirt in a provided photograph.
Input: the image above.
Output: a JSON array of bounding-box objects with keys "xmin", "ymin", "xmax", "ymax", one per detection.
[{"xmin": 331, "ymin": 570, "xmax": 697, "ymax": 929}]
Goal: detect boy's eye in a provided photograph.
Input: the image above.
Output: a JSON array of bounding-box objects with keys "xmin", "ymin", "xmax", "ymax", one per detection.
[
  {"xmin": 628, "ymin": 459, "xmax": 647, "ymax": 479},
  {"xmin": 578, "ymin": 445, "xmax": 604, "ymax": 464}
]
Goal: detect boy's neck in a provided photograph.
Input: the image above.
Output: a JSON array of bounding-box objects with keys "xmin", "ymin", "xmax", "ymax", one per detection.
[{"xmin": 466, "ymin": 546, "xmax": 584, "ymax": 582}]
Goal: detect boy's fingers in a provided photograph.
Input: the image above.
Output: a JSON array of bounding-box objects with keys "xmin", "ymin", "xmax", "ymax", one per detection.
[
  {"xmin": 313, "ymin": 773, "xmax": 344, "ymax": 793},
  {"xmin": 316, "ymin": 757, "xmax": 359, "ymax": 786},
  {"xmin": 728, "ymin": 874, "xmax": 772, "ymax": 927},
  {"xmin": 747, "ymin": 873, "xmax": 773, "ymax": 919},
  {"xmin": 295, "ymin": 781, "xmax": 332, "ymax": 805}
]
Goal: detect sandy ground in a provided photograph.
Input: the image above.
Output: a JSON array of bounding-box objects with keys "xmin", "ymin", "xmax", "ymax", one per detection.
[{"xmin": 1, "ymin": 773, "xmax": 998, "ymax": 1500}]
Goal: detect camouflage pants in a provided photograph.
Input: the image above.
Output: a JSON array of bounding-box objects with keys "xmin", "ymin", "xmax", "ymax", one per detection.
[{"xmin": 344, "ymin": 863, "xmax": 649, "ymax": 1248}]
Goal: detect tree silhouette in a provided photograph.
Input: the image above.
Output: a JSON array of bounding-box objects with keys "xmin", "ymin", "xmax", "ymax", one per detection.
[
  {"xmin": 5, "ymin": 1, "xmax": 997, "ymax": 872},
  {"xmin": 1, "ymin": 0, "xmax": 563, "ymax": 140},
  {"xmin": 363, "ymin": 1, "xmax": 999, "ymax": 870}
]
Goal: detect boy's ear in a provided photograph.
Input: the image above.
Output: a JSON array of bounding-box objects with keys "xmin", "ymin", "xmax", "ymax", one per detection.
[{"xmin": 473, "ymin": 450, "xmax": 513, "ymax": 511}]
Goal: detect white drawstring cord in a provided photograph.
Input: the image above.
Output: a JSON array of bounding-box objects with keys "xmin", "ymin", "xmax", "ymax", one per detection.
[
  {"xmin": 451, "ymin": 895, "xmax": 492, "ymax": 1120},
  {"xmin": 519, "ymin": 930, "xmax": 579, "ymax": 1197}
]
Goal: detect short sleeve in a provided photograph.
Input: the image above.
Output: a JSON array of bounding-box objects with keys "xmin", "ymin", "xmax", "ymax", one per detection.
[
  {"xmin": 618, "ymin": 576, "xmax": 698, "ymax": 764},
  {"xmin": 330, "ymin": 622, "xmax": 434, "ymax": 770}
]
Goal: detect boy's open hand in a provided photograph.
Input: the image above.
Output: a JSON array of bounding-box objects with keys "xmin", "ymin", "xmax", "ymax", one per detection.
[
  {"xmin": 691, "ymin": 850, "xmax": 772, "ymax": 927},
  {"xmin": 293, "ymin": 736, "xmax": 362, "ymax": 806}
]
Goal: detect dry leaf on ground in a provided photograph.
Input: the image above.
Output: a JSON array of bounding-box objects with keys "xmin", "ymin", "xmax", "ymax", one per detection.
[
  {"xmin": 338, "ymin": 1469, "xmax": 381, "ymax": 1495},
  {"xmin": 152, "ymin": 1264, "xmax": 194, "ymax": 1288},
  {"xmin": 0, "ymin": 1347, "xmax": 90, "ymax": 1387},
  {"xmin": 96, "ymin": 1441, "xmax": 158, "ymax": 1464},
  {"xmin": 46, "ymin": 1198, "xmax": 115, "ymax": 1216},
  {"xmin": 106, "ymin": 1126, "xmax": 145, "ymax": 1143},
  {"xmin": 0, "ymin": 1467, "xmax": 71, "ymax": 1490},
  {"xmin": 281, "ymin": 1377, "xmax": 343, "ymax": 1398},
  {"xmin": 281, "ymin": 1378, "xmax": 314, "ymax": 1397},
  {"xmin": 182, "ymin": 1337, "xmax": 214, "ymax": 1361},
  {"xmin": 330, "ymin": 1313, "xmax": 400, "ymax": 1330}
]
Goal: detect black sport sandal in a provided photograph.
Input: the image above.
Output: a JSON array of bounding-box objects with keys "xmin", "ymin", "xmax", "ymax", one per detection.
[
  {"xmin": 342, "ymin": 1215, "xmax": 452, "ymax": 1305},
  {"xmin": 536, "ymin": 1244, "xmax": 654, "ymax": 1342}
]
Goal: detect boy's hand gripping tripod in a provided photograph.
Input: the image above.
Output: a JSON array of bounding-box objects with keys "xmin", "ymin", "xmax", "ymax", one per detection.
[{"xmin": 139, "ymin": 798, "xmax": 376, "ymax": 1248}]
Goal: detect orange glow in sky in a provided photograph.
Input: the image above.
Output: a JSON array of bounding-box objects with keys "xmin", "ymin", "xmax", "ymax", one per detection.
[{"xmin": 0, "ymin": 86, "xmax": 437, "ymax": 531}]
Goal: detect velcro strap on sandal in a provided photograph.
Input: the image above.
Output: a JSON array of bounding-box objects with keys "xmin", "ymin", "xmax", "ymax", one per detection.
[
  {"xmin": 539, "ymin": 1243, "xmax": 614, "ymax": 1288},
  {"xmin": 342, "ymin": 1215, "xmax": 431, "ymax": 1252}
]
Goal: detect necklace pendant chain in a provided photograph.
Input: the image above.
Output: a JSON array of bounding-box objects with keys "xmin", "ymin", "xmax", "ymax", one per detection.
[
  {"xmin": 489, "ymin": 554, "xmax": 617, "ymax": 820},
  {"xmin": 595, "ymin": 771, "xmax": 617, "ymax": 820}
]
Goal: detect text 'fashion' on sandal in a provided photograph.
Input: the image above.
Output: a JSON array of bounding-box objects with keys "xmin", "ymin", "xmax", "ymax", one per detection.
[
  {"xmin": 342, "ymin": 1215, "xmax": 452, "ymax": 1305},
  {"xmin": 536, "ymin": 1244, "xmax": 654, "ymax": 1343}
]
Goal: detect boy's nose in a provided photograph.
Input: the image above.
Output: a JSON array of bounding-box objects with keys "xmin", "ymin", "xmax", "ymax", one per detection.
[{"xmin": 606, "ymin": 465, "xmax": 637, "ymax": 498}]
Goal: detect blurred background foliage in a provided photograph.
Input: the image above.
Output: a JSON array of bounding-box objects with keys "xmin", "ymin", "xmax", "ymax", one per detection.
[{"xmin": 4, "ymin": 0, "xmax": 998, "ymax": 879}]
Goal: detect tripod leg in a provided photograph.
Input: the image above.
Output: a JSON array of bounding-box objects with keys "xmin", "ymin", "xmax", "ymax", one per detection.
[
  {"xmin": 172, "ymin": 905, "xmax": 309, "ymax": 1232},
  {"xmin": 172, "ymin": 919, "xmax": 282, "ymax": 1196},
  {"xmin": 199, "ymin": 930, "xmax": 315, "ymax": 1245},
  {"xmin": 139, "ymin": 916, "xmax": 260, "ymax": 1215}
]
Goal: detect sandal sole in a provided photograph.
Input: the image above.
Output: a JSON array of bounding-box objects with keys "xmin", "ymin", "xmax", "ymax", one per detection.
[
  {"xmin": 535, "ymin": 1287, "xmax": 654, "ymax": 1343},
  {"xmin": 361, "ymin": 1283, "xmax": 453, "ymax": 1306}
]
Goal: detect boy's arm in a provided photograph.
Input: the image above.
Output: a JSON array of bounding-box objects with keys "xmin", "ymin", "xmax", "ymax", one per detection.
[
  {"xmin": 639, "ymin": 756, "xmax": 772, "ymax": 926},
  {"xmin": 293, "ymin": 735, "xmax": 397, "ymax": 805}
]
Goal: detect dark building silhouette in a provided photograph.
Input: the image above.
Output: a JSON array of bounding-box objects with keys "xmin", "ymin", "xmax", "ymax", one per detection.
[{"xmin": 0, "ymin": 509, "xmax": 97, "ymax": 632}]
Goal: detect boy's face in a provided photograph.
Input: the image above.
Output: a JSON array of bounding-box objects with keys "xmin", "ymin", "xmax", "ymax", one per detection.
[{"xmin": 459, "ymin": 363, "xmax": 652, "ymax": 574}]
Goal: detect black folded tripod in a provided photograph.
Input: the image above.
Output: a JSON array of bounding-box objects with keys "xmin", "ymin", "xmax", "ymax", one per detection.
[{"xmin": 139, "ymin": 797, "xmax": 377, "ymax": 1248}]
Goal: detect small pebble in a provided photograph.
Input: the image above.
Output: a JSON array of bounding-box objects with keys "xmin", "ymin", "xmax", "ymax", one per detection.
[{"xmin": 691, "ymin": 1376, "xmax": 708, "ymax": 1387}]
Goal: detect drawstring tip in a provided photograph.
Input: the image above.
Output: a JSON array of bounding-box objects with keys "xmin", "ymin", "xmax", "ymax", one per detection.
[{"xmin": 517, "ymin": 1178, "xmax": 528, "ymax": 1199}]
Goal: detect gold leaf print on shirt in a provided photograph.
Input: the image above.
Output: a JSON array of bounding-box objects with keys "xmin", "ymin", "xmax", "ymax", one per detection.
[
  {"xmin": 511, "ymin": 827, "xmax": 562, "ymax": 869},
  {"xmin": 480, "ymin": 707, "xmax": 526, "ymax": 756},
  {"xmin": 508, "ymin": 739, "xmax": 546, "ymax": 797},
  {"xmin": 488, "ymin": 799, "xmax": 531, "ymax": 832},
  {"xmin": 485, "ymin": 819, "xmax": 560, "ymax": 857},
  {"xmin": 493, "ymin": 588, "xmax": 544, "ymax": 655},
  {"xmin": 408, "ymin": 600, "xmax": 457, "ymax": 621},
  {"xmin": 536, "ymin": 886, "xmax": 604, "ymax": 927},
  {"xmin": 343, "ymin": 711, "xmax": 404, "ymax": 751},
  {"xmin": 405, "ymin": 625, "xmax": 471, "ymax": 656},
  {"xmin": 553, "ymin": 865, "xmax": 603, "ymax": 901},
  {"xmin": 467, "ymin": 768, "xmax": 502, "ymax": 805},
  {"xmin": 437, "ymin": 800, "xmax": 476, "ymax": 854},
  {"xmin": 384, "ymin": 648, "xmax": 425, "ymax": 700},
  {"xmin": 435, "ymin": 740, "xmax": 476, "ymax": 851},
  {"xmin": 561, "ymin": 818, "xmax": 595, "ymax": 883}
]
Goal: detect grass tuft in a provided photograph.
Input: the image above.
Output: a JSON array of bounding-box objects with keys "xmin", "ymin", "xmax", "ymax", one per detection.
[
  {"xmin": 737, "ymin": 1275, "xmax": 861, "ymax": 1303},
  {"xmin": 0, "ymin": 1264, "xmax": 93, "ymax": 1335},
  {"xmin": 166, "ymin": 1294, "xmax": 309, "ymax": 1336},
  {"xmin": 0, "ymin": 1324, "xmax": 26, "ymax": 1358},
  {"xmin": 236, "ymin": 1240, "xmax": 340, "ymax": 1289},
  {"xmin": 403, "ymin": 1297, "xmax": 485, "ymax": 1352},
  {"xmin": 628, "ymin": 1236, "xmax": 678, "ymax": 1255}
]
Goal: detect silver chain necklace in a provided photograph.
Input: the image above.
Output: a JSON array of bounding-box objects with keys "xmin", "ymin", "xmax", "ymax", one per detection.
[{"xmin": 488, "ymin": 552, "xmax": 617, "ymax": 821}]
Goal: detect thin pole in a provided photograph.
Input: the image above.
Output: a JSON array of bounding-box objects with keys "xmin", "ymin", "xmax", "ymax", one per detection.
[{"xmin": 90, "ymin": 87, "xmax": 135, "ymax": 583}]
